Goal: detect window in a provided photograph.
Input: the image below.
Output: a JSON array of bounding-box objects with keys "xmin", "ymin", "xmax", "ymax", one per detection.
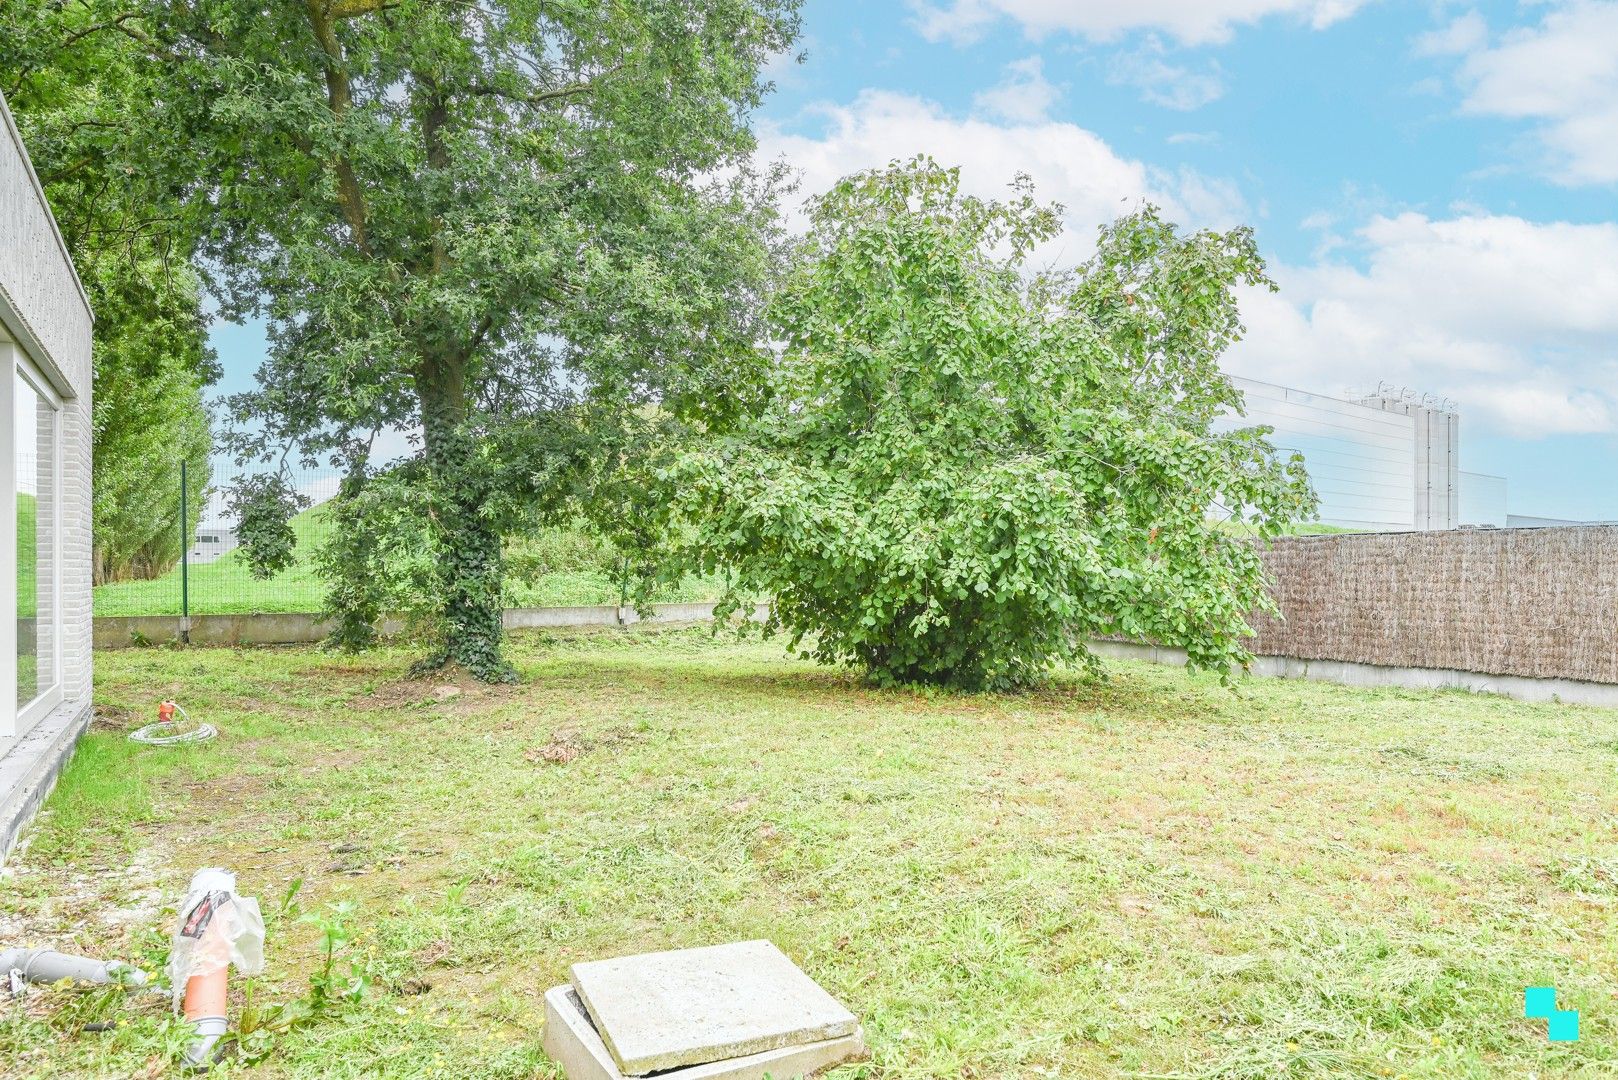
[{"xmin": 8, "ymin": 357, "xmax": 60, "ymax": 729}]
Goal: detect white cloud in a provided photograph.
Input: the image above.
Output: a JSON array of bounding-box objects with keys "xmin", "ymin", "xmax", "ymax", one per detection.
[
  {"xmin": 762, "ymin": 40, "xmax": 811, "ymax": 91},
  {"xmin": 972, "ymin": 56, "xmax": 1061, "ymax": 122},
  {"xmin": 1413, "ymin": 11, "xmax": 1488, "ymax": 57},
  {"xmin": 911, "ymin": 0, "xmax": 1368, "ymax": 46},
  {"xmin": 1228, "ymin": 212, "xmax": 1618, "ymax": 436},
  {"xmin": 757, "ymin": 90, "xmax": 1618, "ymax": 439},
  {"xmin": 1108, "ymin": 38, "xmax": 1227, "ymax": 109},
  {"xmin": 1443, "ymin": 2, "xmax": 1618, "ymax": 185},
  {"xmin": 757, "ymin": 90, "xmax": 1248, "ymax": 266}
]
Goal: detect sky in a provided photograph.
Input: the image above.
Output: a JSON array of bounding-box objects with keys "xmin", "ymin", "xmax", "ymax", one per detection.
[{"xmin": 209, "ymin": 0, "xmax": 1618, "ymax": 521}]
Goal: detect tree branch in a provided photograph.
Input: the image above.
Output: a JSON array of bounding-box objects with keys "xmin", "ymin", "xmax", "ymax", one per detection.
[
  {"xmin": 466, "ymin": 314, "xmax": 495, "ymax": 355},
  {"xmin": 303, "ymin": 0, "xmax": 376, "ymax": 259},
  {"xmin": 326, "ymin": 0, "xmax": 403, "ymax": 18},
  {"xmin": 415, "ymin": 73, "xmax": 454, "ymax": 276},
  {"xmin": 469, "ymin": 65, "xmax": 621, "ymax": 108}
]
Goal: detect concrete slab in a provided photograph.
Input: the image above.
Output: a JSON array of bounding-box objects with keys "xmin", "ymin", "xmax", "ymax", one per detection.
[
  {"xmin": 543, "ymin": 985, "xmax": 865, "ymax": 1080},
  {"xmin": 569, "ymin": 941, "xmax": 858, "ymax": 1075},
  {"xmin": 1, "ymin": 699, "xmax": 92, "ymax": 862}
]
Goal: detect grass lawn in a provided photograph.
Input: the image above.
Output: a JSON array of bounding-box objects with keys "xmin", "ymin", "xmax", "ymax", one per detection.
[
  {"xmin": 3, "ymin": 629, "xmax": 1615, "ymax": 1078},
  {"xmin": 17, "ymin": 492, "xmax": 40, "ymax": 704}
]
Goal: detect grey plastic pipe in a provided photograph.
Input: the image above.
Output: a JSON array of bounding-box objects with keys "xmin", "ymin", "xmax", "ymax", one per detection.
[{"xmin": 0, "ymin": 947, "xmax": 150, "ymax": 989}]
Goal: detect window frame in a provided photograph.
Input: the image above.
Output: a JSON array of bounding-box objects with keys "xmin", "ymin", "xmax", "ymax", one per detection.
[{"xmin": 2, "ymin": 342, "xmax": 65, "ymax": 737}]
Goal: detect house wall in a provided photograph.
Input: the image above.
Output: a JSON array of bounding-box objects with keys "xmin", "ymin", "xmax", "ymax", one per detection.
[{"xmin": 0, "ymin": 91, "xmax": 93, "ymax": 736}]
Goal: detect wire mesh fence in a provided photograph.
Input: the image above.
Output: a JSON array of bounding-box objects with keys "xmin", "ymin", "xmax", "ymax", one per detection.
[
  {"xmin": 92, "ymin": 465, "xmax": 342, "ymax": 617},
  {"xmin": 91, "ymin": 463, "xmax": 726, "ymax": 618}
]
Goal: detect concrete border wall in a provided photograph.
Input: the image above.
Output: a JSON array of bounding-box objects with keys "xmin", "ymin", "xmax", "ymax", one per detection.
[
  {"xmin": 1090, "ymin": 640, "xmax": 1618, "ymax": 709},
  {"xmin": 91, "ymin": 529, "xmax": 1618, "ymax": 710}
]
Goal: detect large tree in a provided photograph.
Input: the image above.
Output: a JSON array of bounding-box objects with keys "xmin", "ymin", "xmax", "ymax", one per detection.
[
  {"xmin": 86, "ymin": 260, "xmax": 214, "ymax": 584},
  {"xmin": 3, "ymin": 2, "xmax": 217, "ymax": 585},
  {"xmin": 25, "ymin": 0, "xmax": 800, "ymax": 678},
  {"xmin": 674, "ymin": 159, "xmax": 1318, "ymax": 690}
]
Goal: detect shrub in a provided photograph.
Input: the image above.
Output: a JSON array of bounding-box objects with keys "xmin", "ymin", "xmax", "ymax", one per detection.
[{"xmin": 672, "ymin": 158, "xmax": 1316, "ymax": 690}]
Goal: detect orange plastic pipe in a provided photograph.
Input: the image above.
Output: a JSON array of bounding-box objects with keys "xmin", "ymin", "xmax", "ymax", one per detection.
[{"xmin": 181, "ymin": 914, "xmax": 229, "ymax": 1070}]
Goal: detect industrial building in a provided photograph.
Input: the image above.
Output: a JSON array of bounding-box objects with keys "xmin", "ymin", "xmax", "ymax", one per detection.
[{"xmin": 1223, "ymin": 376, "xmax": 1529, "ymax": 532}]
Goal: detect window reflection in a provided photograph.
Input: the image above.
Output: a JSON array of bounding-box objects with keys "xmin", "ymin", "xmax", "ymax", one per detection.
[{"xmin": 15, "ymin": 369, "xmax": 56, "ymax": 708}]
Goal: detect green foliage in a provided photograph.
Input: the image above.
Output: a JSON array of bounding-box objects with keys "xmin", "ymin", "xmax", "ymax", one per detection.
[
  {"xmin": 674, "ymin": 158, "xmax": 1316, "ymax": 690},
  {"xmin": 503, "ymin": 521, "xmax": 618, "ymax": 583},
  {"xmin": 230, "ymin": 474, "xmax": 310, "ymax": 581},
  {"xmin": 1, "ymin": 7, "xmax": 219, "ymax": 585},
  {"xmin": 16, "ymin": 0, "xmax": 799, "ymax": 679},
  {"xmin": 313, "ymin": 466, "xmax": 438, "ymax": 651},
  {"xmin": 235, "ymin": 889, "xmax": 379, "ymax": 1068},
  {"xmin": 86, "ymin": 261, "xmax": 214, "ymax": 584},
  {"xmin": 301, "ymin": 901, "xmax": 373, "ymax": 1009}
]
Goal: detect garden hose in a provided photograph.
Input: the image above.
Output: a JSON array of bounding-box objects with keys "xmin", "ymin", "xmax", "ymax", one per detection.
[{"xmin": 129, "ymin": 701, "xmax": 216, "ymax": 746}]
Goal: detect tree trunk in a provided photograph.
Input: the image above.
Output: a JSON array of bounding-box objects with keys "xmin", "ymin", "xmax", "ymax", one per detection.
[{"xmin": 415, "ymin": 350, "xmax": 514, "ymax": 682}]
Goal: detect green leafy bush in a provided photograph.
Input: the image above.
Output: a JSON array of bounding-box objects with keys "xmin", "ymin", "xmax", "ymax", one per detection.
[{"xmin": 673, "ymin": 158, "xmax": 1316, "ymax": 690}]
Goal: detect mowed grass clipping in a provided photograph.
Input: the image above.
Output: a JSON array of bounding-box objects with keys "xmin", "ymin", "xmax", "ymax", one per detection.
[{"xmin": 4, "ymin": 629, "xmax": 1616, "ymax": 1078}]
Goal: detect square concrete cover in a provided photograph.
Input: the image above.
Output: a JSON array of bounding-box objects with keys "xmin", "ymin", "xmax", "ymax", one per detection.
[
  {"xmin": 569, "ymin": 940, "xmax": 859, "ymax": 1074},
  {"xmin": 543, "ymin": 985, "xmax": 866, "ymax": 1080}
]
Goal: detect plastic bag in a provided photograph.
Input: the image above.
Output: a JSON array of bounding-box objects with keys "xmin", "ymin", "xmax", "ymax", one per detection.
[{"xmin": 167, "ymin": 868, "xmax": 265, "ymax": 1007}]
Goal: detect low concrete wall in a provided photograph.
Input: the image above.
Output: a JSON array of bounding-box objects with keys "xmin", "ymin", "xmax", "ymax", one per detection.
[
  {"xmin": 1090, "ymin": 640, "xmax": 1618, "ymax": 709},
  {"xmin": 93, "ymin": 602, "xmax": 763, "ymax": 650},
  {"xmin": 502, "ymin": 602, "xmax": 747, "ymax": 629},
  {"xmin": 91, "ymin": 592, "xmax": 1611, "ymax": 709},
  {"xmin": 93, "ymin": 612, "xmax": 386, "ymax": 649}
]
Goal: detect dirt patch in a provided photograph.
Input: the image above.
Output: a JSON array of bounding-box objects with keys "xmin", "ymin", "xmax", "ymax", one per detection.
[
  {"xmin": 414, "ymin": 938, "xmax": 452, "ymax": 966},
  {"xmin": 0, "ymin": 845, "xmax": 172, "ymax": 965},
  {"xmin": 293, "ymin": 661, "xmax": 397, "ymax": 678},
  {"xmin": 348, "ymin": 666, "xmax": 521, "ymax": 714},
  {"xmin": 527, "ymin": 728, "xmax": 587, "ymax": 764},
  {"xmin": 91, "ymin": 703, "xmax": 144, "ymax": 733},
  {"xmin": 524, "ymin": 724, "xmax": 642, "ymax": 766}
]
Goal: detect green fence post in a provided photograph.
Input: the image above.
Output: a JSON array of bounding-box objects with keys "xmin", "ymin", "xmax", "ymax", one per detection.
[{"xmin": 180, "ymin": 459, "xmax": 190, "ymax": 644}]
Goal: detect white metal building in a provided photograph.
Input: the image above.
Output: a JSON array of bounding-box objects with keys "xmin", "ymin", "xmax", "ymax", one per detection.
[
  {"xmin": 1459, "ymin": 471, "xmax": 1509, "ymax": 528},
  {"xmin": 1224, "ymin": 376, "xmax": 1513, "ymax": 532},
  {"xmin": 188, "ymin": 526, "xmax": 239, "ymax": 565},
  {"xmin": 1224, "ymin": 378, "xmax": 1419, "ymax": 530},
  {"xmin": 0, "ymin": 91, "xmax": 94, "ymax": 858}
]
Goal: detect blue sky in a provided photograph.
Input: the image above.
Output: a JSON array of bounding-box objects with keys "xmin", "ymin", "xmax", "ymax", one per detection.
[{"xmin": 210, "ymin": 0, "xmax": 1618, "ymax": 520}]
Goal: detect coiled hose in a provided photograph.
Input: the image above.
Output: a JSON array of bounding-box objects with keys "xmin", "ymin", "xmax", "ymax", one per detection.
[{"xmin": 129, "ymin": 701, "xmax": 216, "ymax": 746}]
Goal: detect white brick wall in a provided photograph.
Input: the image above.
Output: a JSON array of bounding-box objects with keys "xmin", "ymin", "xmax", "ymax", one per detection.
[
  {"xmin": 1, "ymin": 91, "xmax": 94, "ymax": 731},
  {"xmin": 59, "ymin": 350, "xmax": 93, "ymax": 706}
]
